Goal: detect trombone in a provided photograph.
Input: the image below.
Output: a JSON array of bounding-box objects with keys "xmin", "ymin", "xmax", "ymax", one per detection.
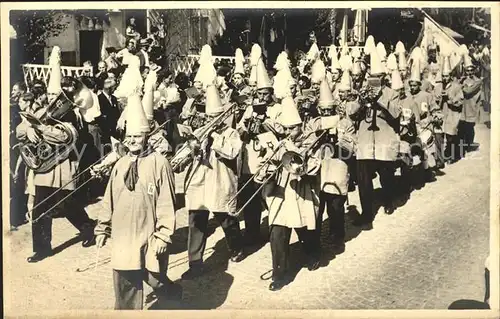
[{"xmin": 227, "ymin": 128, "xmax": 328, "ymax": 217}]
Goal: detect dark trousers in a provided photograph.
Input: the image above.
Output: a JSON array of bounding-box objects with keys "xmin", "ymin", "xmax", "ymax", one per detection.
[
  {"xmin": 318, "ymin": 192, "xmax": 347, "ymax": 240},
  {"xmin": 238, "ymin": 174, "xmax": 264, "ymax": 238},
  {"xmin": 32, "ymin": 186, "xmax": 94, "ymax": 253},
  {"xmin": 356, "ymin": 160, "xmax": 397, "ymax": 221},
  {"xmin": 113, "ymin": 259, "xmax": 169, "ymax": 310},
  {"xmin": 458, "ymin": 120, "xmax": 476, "ymax": 151},
  {"xmin": 269, "ymin": 225, "xmax": 318, "ymax": 280},
  {"xmin": 444, "ymin": 134, "xmax": 461, "ymax": 162},
  {"xmin": 10, "ymin": 173, "xmax": 28, "ymax": 227},
  {"xmin": 187, "ymin": 210, "xmax": 243, "ymax": 265},
  {"xmin": 434, "ymin": 133, "xmax": 445, "ymax": 168}
]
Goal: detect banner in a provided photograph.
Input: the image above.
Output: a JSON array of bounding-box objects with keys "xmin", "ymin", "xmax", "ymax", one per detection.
[{"xmin": 413, "ymin": 14, "xmax": 463, "ymax": 71}]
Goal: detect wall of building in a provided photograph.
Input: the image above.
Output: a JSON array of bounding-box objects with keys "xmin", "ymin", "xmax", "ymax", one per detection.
[{"xmin": 45, "ymin": 13, "xmax": 78, "ymax": 65}]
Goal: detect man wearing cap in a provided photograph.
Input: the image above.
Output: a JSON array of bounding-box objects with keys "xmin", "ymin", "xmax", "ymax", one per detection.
[
  {"xmin": 16, "ymin": 77, "xmax": 97, "ymax": 263},
  {"xmin": 459, "ymin": 55, "xmax": 484, "ymax": 154},
  {"xmin": 95, "ymin": 93, "xmax": 178, "ymax": 310},
  {"xmin": 263, "ymin": 95, "xmax": 326, "ymax": 291},
  {"xmin": 441, "ymin": 56, "xmax": 464, "ymax": 163},
  {"xmin": 236, "ymin": 58, "xmax": 284, "ymax": 246},
  {"xmin": 180, "ymin": 84, "xmax": 246, "ymax": 280},
  {"xmin": 136, "ymin": 38, "xmax": 151, "ymax": 68},
  {"xmin": 306, "ymin": 78, "xmax": 352, "ymax": 253},
  {"xmin": 348, "ymin": 51, "xmax": 402, "ymax": 227}
]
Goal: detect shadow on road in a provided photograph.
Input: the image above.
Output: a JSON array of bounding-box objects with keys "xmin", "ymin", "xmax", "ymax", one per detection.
[
  {"xmin": 52, "ymin": 235, "xmax": 84, "ymax": 255},
  {"xmin": 447, "ymin": 299, "xmax": 490, "ymax": 309}
]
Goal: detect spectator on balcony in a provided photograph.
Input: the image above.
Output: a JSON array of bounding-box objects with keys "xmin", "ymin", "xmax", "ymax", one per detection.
[
  {"xmin": 126, "ymin": 17, "xmax": 141, "ymax": 42},
  {"xmin": 137, "ymin": 39, "xmax": 151, "ymax": 68}
]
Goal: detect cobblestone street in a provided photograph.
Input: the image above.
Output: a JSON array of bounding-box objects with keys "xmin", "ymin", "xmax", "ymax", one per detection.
[{"xmin": 4, "ymin": 123, "xmax": 491, "ymax": 312}]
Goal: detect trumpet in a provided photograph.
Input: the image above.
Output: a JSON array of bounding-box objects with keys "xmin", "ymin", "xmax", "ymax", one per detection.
[
  {"xmin": 226, "ymin": 129, "xmax": 327, "ymax": 217},
  {"xmin": 170, "ymin": 103, "xmax": 237, "ymax": 172}
]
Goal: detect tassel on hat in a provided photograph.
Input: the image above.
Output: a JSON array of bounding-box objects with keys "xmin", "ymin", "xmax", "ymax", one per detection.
[
  {"xmin": 142, "ymin": 70, "xmax": 157, "ymax": 120},
  {"xmin": 391, "ymin": 69, "xmax": 404, "ymax": 91},
  {"xmin": 256, "ymin": 58, "xmax": 272, "ymax": 89},
  {"xmin": 234, "ymin": 48, "xmax": 245, "ymax": 75},
  {"xmin": 47, "ymin": 46, "xmax": 62, "ymax": 97},
  {"xmin": 249, "ymin": 44, "xmax": 262, "ymax": 86},
  {"xmin": 386, "ymin": 53, "xmax": 398, "ymax": 72},
  {"xmin": 395, "ymin": 41, "xmax": 406, "ymax": 55},
  {"xmin": 311, "ymin": 59, "xmax": 326, "ymax": 84},
  {"xmin": 318, "ymin": 77, "xmax": 335, "ymax": 109},
  {"xmin": 442, "ymin": 54, "xmax": 452, "ymax": 76},
  {"xmin": 205, "ymin": 84, "xmax": 224, "ymax": 115},
  {"xmin": 280, "ymin": 96, "xmax": 302, "ymax": 127},
  {"xmin": 338, "ymin": 69, "xmax": 352, "ymax": 91},
  {"xmin": 364, "ymin": 35, "xmax": 376, "ymax": 55},
  {"xmin": 125, "ymin": 94, "xmax": 150, "ymax": 135},
  {"xmin": 370, "ymin": 50, "xmax": 386, "ymax": 75},
  {"xmin": 409, "ymin": 58, "xmax": 421, "ymax": 83}
]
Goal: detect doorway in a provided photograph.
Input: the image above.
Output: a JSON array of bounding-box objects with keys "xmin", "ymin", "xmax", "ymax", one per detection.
[{"xmin": 79, "ymin": 30, "xmax": 104, "ymax": 67}]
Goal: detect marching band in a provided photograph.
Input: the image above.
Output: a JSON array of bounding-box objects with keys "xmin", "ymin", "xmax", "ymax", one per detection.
[{"xmin": 9, "ymin": 31, "xmax": 488, "ymax": 308}]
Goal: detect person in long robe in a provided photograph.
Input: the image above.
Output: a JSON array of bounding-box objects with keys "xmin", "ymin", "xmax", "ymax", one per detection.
[
  {"xmin": 262, "ymin": 96, "xmax": 327, "ymax": 291},
  {"xmin": 179, "ymin": 84, "xmax": 246, "ymax": 280},
  {"xmin": 94, "ymin": 94, "xmax": 178, "ymax": 310}
]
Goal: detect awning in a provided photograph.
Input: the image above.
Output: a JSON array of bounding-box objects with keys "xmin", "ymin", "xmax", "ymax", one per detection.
[{"xmin": 469, "ymin": 23, "xmax": 491, "ymax": 34}]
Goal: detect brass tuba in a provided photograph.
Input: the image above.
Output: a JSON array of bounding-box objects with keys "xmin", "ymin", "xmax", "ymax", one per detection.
[{"xmin": 16, "ymin": 78, "xmax": 94, "ymax": 173}]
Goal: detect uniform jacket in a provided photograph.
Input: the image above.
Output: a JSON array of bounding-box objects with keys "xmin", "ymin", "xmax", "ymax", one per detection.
[
  {"xmin": 461, "ymin": 76, "xmax": 484, "ymax": 123},
  {"xmin": 95, "ymin": 151, "xmax": 177, "ymax": 272},
  {"xmin": 349, "ymin": 86, "xmax": 401, "ymax": 161},
  {"xmin": 184, "ymin": 126, "xmax": 242, "ymax": 213},
  {"xmin": 441, "ymin": 80, "xmax": 464, "ymax": 136},
  {"xmin": 263, "ymin": 133, "xmax": 322, "ymax": 230}
]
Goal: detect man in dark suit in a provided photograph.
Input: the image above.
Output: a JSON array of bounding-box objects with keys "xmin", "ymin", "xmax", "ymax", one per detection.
[
  {"xmin": 136, "ymin": 39, "xmax": 151, "ymax": 68},
  {"xmin": 97, "ymin": 74, "xmax": 121, "ymax": 148}
]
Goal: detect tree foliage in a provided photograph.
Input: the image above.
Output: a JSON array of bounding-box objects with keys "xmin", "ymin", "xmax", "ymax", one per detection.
[{"xmin": 10, "ymin": 10, "xmax": 71, "ymax": 63}]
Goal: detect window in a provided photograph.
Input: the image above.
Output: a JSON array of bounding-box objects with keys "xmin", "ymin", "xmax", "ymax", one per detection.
[
  {"xmin": 61, "ymin": 51, "xmax": 77, "ymax": 66},
  {"xmin": 189, "ymin": 15, "xmax": 209, "ymax": 52}
]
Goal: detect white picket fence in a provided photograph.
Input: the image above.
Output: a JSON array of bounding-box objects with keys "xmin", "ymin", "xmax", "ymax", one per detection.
[{"xmin": 21, "ymin": 64, "xmax": 93, "ymax": 87}]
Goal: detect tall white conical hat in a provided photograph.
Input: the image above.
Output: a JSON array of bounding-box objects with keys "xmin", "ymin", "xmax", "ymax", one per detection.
[
  {"xmin": 328, "ymin": 45, "xmax": 337, "ymax": 60},
  {"xmin": 376, "ymin": 42, "xmax": 387, "ymax": 62},
  {"xmin": 410, "ymin": 47, "xmax": 425, "ymax": 68},
  {"xmin": 142, "ymin": 70, "xmax": 157, "ymax": 120},
  {"xmin": 339, "ymin": 54, "xmax": 353, "ymax": 72},
  {"xmin": 249, "ymin": 44, "xmax": 262, "ymax": 85},
  {"xmin": 234, "ymin": 48, "xmax": 245, "ymax": 75},
  {"xmin": 205, "ymin": 84, "xmax": 224, "ymax": 115},
  {"xmin": 351, "ymin": 47, "xmax": 362, "ymax": 60},
  {"xmin": 318, "ymin": 77, "xmax": 335, "ymax": 109},
  {"xmin": 463, "ymin": 52, "xmax": 474, "ymax": 69},
  {"xmin": 311, "ymin": 59, "xmax": 326, "ymax": 84},
  {"xmin": 330, "ymin": 47, "xmax": 341, "ymax": 70},
  {"xmin": 273, "ymin": 69, "xmax": 293, "ymax": 99},
  {"xmin": 391, "ymin": 69, "xmax": 404, "ymax": 91},
  {"xmin": 351, "ymin": 60, "xmax": 363, "ymax": 75},
  {"xmin": 199, "ymin": 44, "xmax": 213, "ymax": 65},
  {"xmin": 442, "ymin": 54, "xmax": 452, "ymax": 75},
  {"xmin": 47, "ymin": 46, "xmax": 62, "ymax": 96},
  {"xmin": 386, "ymin": 53, "xmax": 398, "ymax": 72},
  {"xmin": 256, "ymin": 58, "xmax": 272, "ymax": 89},
  {"xmin": 338, "ymin": 70, "xmax": 352, "ymax": 91},
  {"xmin": 194, "ymin": 60, "xmax": 217, "ymax": 88},
  {"xmin": 398, "ymin": 52, "xmax": 408, "ymax": 71},
  {"xmin": 370, "ymin": 50, "xmax": 385, "ymax": 75},
  {"xmin": 409, "ymin": 57, "xmax": 422, "ymax": 83},
  {"xmin": 395, "ymin": 41, "xmax": 406, "ymax": 55},
  {"xmin": 274, "ymin": 51, "xmax": 290, "ymax": 71},
  {"xmin": 280, "ymin": 96, "xmax": 302, "ymax": 126},
  {"xmin": 364, "ymin": 35, "xmax": 376, "ymax": 55},
  {"xmin": 125, "ymin": 94, "xmax": 150, "ymax": 135},
  {"xmin": 306, "ymin": 42, "xmax": 320, "ymax": 62}
]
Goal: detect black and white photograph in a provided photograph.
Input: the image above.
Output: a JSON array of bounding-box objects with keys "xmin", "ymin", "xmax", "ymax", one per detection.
[{"xmin": 2, "ymin": 2, "xmax": 499, "ymax": 317}]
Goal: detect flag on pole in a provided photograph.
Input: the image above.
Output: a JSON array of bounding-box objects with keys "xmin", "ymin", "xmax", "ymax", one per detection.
[
  {"xmin": 410, "ymin": 10, "xmax": 463, "ymax": 72},
  {"xmin": 339, "ymin": 11, "xmax": 348, "ymax": 46},
  {"xmin": 352, "ymin": 9, "xmax": 369, "ymax": 44}
]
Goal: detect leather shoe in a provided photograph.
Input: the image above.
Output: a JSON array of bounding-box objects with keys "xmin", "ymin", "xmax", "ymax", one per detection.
[
  {"xmin": 307, "ymin": 257, "xmax": 321, "ymax": 271},
  {"xmin": 230, "ymin": 249, "xmax": 246, "ymax": 263},
  {"xmin": 82, "ymin": 235, "xmax": 96, "ymax": 247},
  {"xmin": 181, "ymin": 265, "xmax": 204, "ymax": 280},
  {"xmin": 269, "ymin": 279, "xmax": 287, "ymax": 291},
  {"xmin": 27, "ymin": 251, "xmax": 52, "ymax": 263},
  {"xmin": 384, "ymin": 204, "xmax": 395, "ymax": 215}
]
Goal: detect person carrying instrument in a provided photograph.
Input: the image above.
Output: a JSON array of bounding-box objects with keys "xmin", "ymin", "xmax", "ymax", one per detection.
[
  {"xmin": 180, "ymin": 84, "xmax": 246, "ymax": 280},
  {"xmin": 440, "ymin": 55, "xmax": 464, "ymax": 163},
  {"xmin": 349, "ymin": 50, "xmax": 401, "ymax": 228},
  {"xmin": 407, "ymin": 56, "xmax": 441, "ymax": 183},
  {"xmin": 16, "ymin": 77, "xmax": 97, "ymax": 263},
  {"xmin": 94, "ymin": 93, "xmax": 178, "ymax": 310},
  {"xmin": 306, "ymin": 76, "xmax": 352, "ymax": 253},
  {"xmin": 236, "ymin": 57, "xmax": 284, "ymax": 246},
  {"xmin": 263, "ymin": 95, "xmax": 326, "ymax": 291}
]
